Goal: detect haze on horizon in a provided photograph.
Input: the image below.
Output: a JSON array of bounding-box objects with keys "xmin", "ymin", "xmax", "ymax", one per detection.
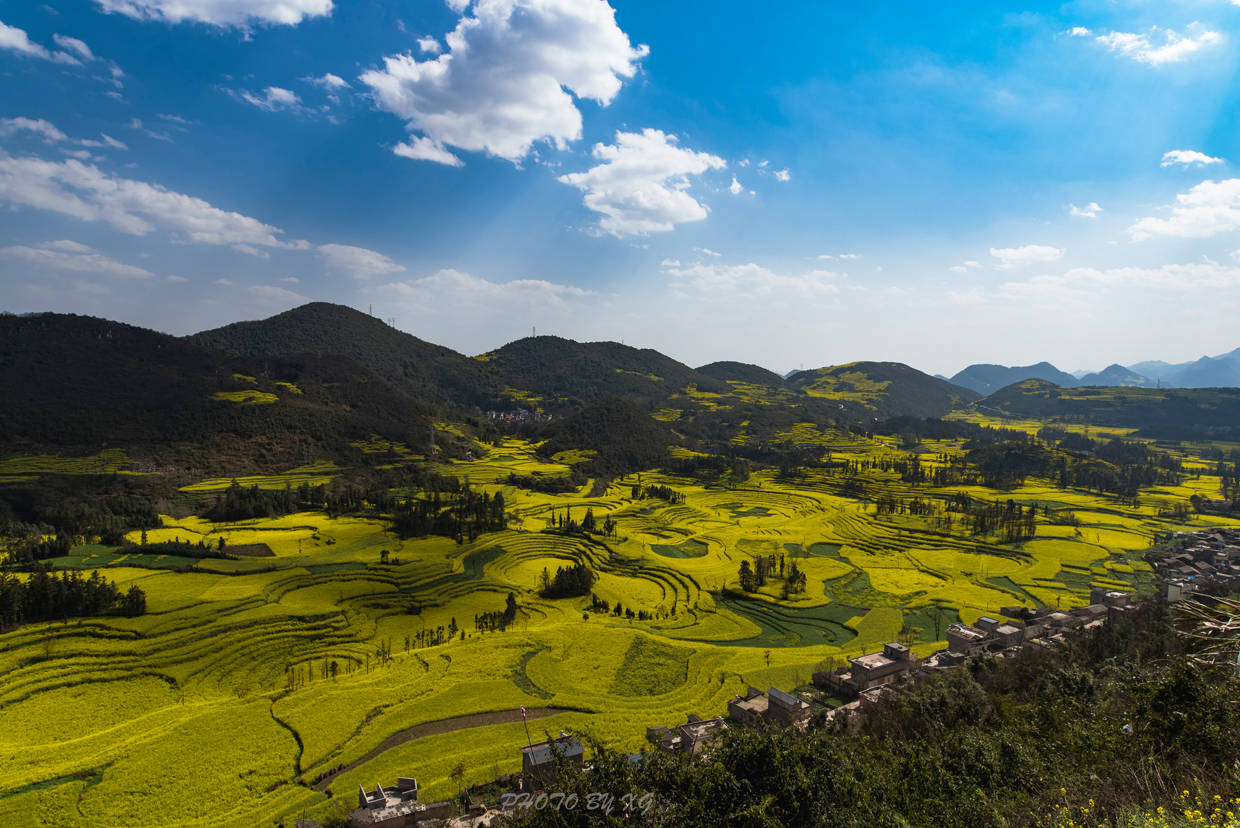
[{"xmin": 2, "ymin": 0, "xmax": 1239, "ymax": 377}]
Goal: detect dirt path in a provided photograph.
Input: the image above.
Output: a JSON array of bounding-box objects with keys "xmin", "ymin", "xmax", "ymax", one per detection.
[{"xmin": 312, "ymin": 706, "xmax": 570, "ymax": 791}]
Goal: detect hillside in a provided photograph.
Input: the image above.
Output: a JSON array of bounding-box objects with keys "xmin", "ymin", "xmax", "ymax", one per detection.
[
  {"xmin": 950, "ymin": 361, "xmax": 1079, "ymax": 395},
  {"xmin": 978, "ymin": 379, "xmax": 1240, "ymax": 439},
  {"xmin": 540, "ymin": 396, "xmax": 675, "ymax": 474},
  {"xmin": 695, "ymin": 361, "xmax": 788, "ymax": 388},
  {"xmin": 478, "ymin": 336, "xmax": 729, "ymax": 411},
  {"xmin": 189, "ymin": 302, "xmax": 496, "ymax": 408},
  {"xmin": 1076, "ymin": 363, "xmax": 1151, "ymax": 387},
  {"xmin": 787, "ymin": 361, "xmax": 980, "ymax": 419},
  {"xmin": 0, "ymin": 312, "xmax": 430, "ymax": 462}
]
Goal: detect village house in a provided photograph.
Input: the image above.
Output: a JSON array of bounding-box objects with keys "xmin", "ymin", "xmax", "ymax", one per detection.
[
  {"xmin": 814, "ymin": 641, "xmax": 919, "ymax": 697},
  {"xmin": 726, "ymin": 686, "xmax": 813, "ymax": 730},
  {"xmin": 646, "ymin": 713, "xmax": 728, "ymax": 755},
  {"xmin": 521, "ymin": 735, "xmax": 584, "ymax": 785},
  {"xmin": 346, "ymin": 777, "xmax": 454, "ymax": 828}
]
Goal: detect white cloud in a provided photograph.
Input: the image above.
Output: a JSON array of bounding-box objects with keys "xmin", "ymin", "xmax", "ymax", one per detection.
[
  {"xmin": 1161, "ymin": 149, "xmax": 1224, "ymax": 167},
  {"xmin": 216, "ymin": 278, "xmax": 233, "ymax": 286},
  {"xmin": 1092, "ymin": 25, "xmax": 1222, "ymax": 65},
  {"xmin": 558, "ymin": 129, "xmax": 726, "ymax": 236},
  {"xmin": 1130, "ymin": 178, "xmax": 1240, "ymax": 240},
  {"xmin": 280, "ymin": 276, "xmax": 300, "ymax": 283},
  {"xmin": 996, "ymin": 262, "xmax": 1240, "ymax": 304},
  {"xmin": 1, "ymin": 239, "xmax": 153, "ymax": 279},
  {"xmin": 1068, "ymin": 26, "xmax": 1091, "ymax": 37},
  {"xmin": 240, "ymin": 86, "xmax": 302, "ymax": 112},
  {"xmin": 52, "ymin": 34, "xmax": 93, "ymax": 60},
  {"xmin": 166, "ymin": 274, "xmax": 188, "ymax": 283},
  {"xmin": 774, "ymin": 168, "xmax": 791, "ymax": 182},
  {"xmin": 94, "ymin": 0, "xmax": 332, "ymax": 28},
  {"xmin": 232, "ymin": 243, "xmax": 269, "ymax": 258},
  {"xmin": 318, "ymin": 243, "xmax": 405, "ymax": 279},
  {"xmin": 989, "ymin": 244, "xmax": 1065, "ymax": 269},
  {"xmin": 0, "ymin": 117, "xmax": 68, "ymax": 143},
  {"xmin": 393, "ymin": 135, "xmax": 463, "ymax": 167},
  {"xmin": 1067, "ymin": 201, "xmax": 1103, "ymax": 218},
  {"xmin": 306, "ymin": 72, "xmax": 349, "ymax": 89},
  {"xmin": 129, "ymin": 118, "xmax": 172, "ymax": 142},
  {"xmin": 360, "ymin": 0, "xmax": 647, "ymax": 164},
  {"xmin": 693, "ymin": 247, "xmax": 721, "ymax": 257},
  {"xmin": 416, "ymin": 35, "xmax": 441, "ymax": 54},
  {"xmin": 376, "ymin": 268, "xmax": 591, "ymax": 311},
  {"xmin": 0, "ymin": 20, "xmax": 80, "ymax": 64},
  {"xmin": 818, "ymin": 252, "xmax": 858, "ymax": 261},
  {"xmin": 249, "ymin": 284, "xmax": 310, "ymax": 305},
  {"xmin": 663, "ymin": 260, "xmax": 843, "ymax": 299},
  {"xmin": 0, "ymin": 154, "xmax": 308, "ymax": 249},
  {"xmin": 729, "ymin": 176, "xmax": 743, "ymax": 195}
]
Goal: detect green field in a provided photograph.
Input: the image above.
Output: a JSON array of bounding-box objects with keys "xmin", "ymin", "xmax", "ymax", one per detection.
[{"xmin": 2, "ymin": 428, "xmax": 1238, "ymax": 827}]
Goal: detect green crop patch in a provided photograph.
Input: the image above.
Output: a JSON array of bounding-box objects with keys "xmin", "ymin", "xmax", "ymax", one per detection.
[{"xmin": 608, "ymin": 635, "xmax": 691, "ymax": 696}]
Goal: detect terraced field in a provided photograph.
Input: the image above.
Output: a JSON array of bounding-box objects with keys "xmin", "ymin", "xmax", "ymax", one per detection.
[{"xmin": 2, "ymin": 431, "xmax": 1239, "ymax": 826}]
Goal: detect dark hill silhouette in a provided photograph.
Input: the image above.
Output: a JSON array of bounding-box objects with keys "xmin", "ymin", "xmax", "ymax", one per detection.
[
  {"xmin": 1076, "ymin": 364, "xmax": 1151, "ymax": 387},
  {"xmin": 695, "ymin": 361, "xmax": 787, "ymax": 387},
  {"xmin": 950, "ymin": 361, "xmax": 1079, "ymax": 395},
  {"xmin": 787, "ymin": 361, "xmax": 979, "ymax": 419},
  {"xmin": 189, "ymin": 302, "xmax": 496, "ymax": 407},
  {"xmin": 0, "ymin": 312, "xmax": 429, "ymax": 459},
  {"xmin": 480, "ymin": 335, "xmax": 728, "ymax": 411},
  {"xmin": 978, "ymin": 379, "xmax": 1240, "ymax": 439}
]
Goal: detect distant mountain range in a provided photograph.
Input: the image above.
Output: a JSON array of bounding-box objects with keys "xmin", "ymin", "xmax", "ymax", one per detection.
[{"xmin": 948, "ymin": 348, "xmax": 1240, "ymax": 395}]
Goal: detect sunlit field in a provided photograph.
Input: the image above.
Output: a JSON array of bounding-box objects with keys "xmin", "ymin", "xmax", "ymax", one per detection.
[{"xmin": 2, "ymin": 430, "xmax": 1238, "ymax": 827}]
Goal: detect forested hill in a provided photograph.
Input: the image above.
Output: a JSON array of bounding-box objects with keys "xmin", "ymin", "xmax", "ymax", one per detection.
[
  {"xmin": 189, "ymin": 302, "xmax": 496, "ymax": 408},
  {"xmin": 0, "ymin": 312, "xmax": 430, "ymax": 459},
  {"xmin": 950, "ymin": 361, "xmax": 1081, "ymax": 395},
  {"xmin": 788, "ymin": 361, "xmax": 981, "ymax": 419},
  {"xmin": 695, "ymin": 360, "xmax": 788, "ymax": 388},
  {"xmin": 978, "ymin": 379, "xmax": 1240, "ymax": 439},
  {"xmin": 477, "ymin": 335, "xmax": 729, "ymax": 411}
]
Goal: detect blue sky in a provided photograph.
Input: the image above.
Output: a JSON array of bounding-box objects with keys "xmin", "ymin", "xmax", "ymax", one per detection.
[{"xmin": 3, "ymin": 0, "xmax": 1240, "ymax": 376}]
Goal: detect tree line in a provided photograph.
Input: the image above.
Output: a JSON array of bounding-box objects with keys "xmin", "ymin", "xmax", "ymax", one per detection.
[{"xmin": 0, "ymin": 567, "xmax": 145, "ymax": 628}]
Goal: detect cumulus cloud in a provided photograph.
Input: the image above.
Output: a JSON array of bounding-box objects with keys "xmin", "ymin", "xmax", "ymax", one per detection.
[
  {"xmin": 393, "ymin": 135, "xmax": 463, "ymax": 167},
  {"xmin": 729, "ymin": 176, "xmax": 742, "ymax": 195},
  {"xmin": 239, "ymin": 86, "xmax": 302, "ymax": 113},
  {"xmin": 1161, "ymin": 149, "xmax": 1224, "ymax": 167},
  {"xmin": 1130, "ymin": 178, "xmax": 1240, "ymax": 240},
  {"xmin": 416, "ymin": 35, "xmax": 441, "ymax": 54},
  {"xmin": 663, "ymin": 260, "xmax": 843, "ymax": 300},
  {"xmin": 94, "ymin": 0, "xmax": 332, "ymax": 28},
  {"xmin": 996, "ymin": 262, "xmax": 1240, "ymax": 304},
  {"xmin": 318, "ymin": 243, "xmax": 405, "ymax": 279},
  {"xmin": 0, "ymin": 153, "xmax": 308, "ymax": 249},
  {"xmin": 0, "ymin": 19, "xmax": 81, "ymax": 64},
  {"xmin": 1091, "ymin": 25, "xmax": 1222, "ymax": 65},
  {"xmin": 989, "ymin": 245, "xmax": 1065, "ymax": 269},
  {"xmin": 0, "ymin": 239, "xmax": 153, "ymax": 279},
  {"xmin": 360, "ymin": 0, "xmax": 647, "ymax": 164},
  {"xmin": 774, "ymin": 168, "xmax": 791, "ymax": 182},
  {"xmin": 166, "ymin": 274, "xmax": 188, "ymax": 283},
  {"xmin": 558, "ymin": 129, "xmax": 726, "ymax": 236},
  {"xmin": 1067, "ymin": 202, "xmax": 1103, "ymax": 218},
  {"xmin": 818, "ymin": 252, "xmax": 859, "ymax": 261},
  {"xmin": 379, "ymin": 268, "xmax": 591, "ymax": 306}
]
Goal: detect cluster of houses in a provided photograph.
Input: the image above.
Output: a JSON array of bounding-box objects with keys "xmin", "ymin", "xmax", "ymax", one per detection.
[
  {"xmin": 813, "ymin": 588, "xmax": 1135, "ymax": 706},
  {"xmin": 1147, "ymin": 528, "xmax": 1240, "ymax": 602},
  {"xmin": 483, "ymin": 408, "xmax": 553, "ymax": 424},
  {"xmin": 641, "ymin": 684, "xmax": 813, "ymax": 756},
  {"xmin": 326, "ymin": 582, "xmax": 1158, "ymax": 826}
]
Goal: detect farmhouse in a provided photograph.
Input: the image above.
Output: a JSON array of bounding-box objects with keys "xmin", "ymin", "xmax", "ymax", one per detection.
[
  {"xmin": 346, "ymin": 777, "xmax": 453, "ymax": 827},
  {"xmin": 521, "ymin": 735, "xmax": 584, "ymax": 784},
  {"xmin": 647, "ymin": 713, "xmax": 729, "ymax": 755},
  {"xmin": 814, "ymin": 642, "xmax": 919, "ymax": 696},
  {"xmin": 726, "ymin": 686, "xmax": 813, "ymax": 730}
]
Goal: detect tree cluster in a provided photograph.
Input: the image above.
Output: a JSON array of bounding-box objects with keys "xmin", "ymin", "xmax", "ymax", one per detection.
[
  {"xmin": 0, "ymin": 567, "xmax": 144, "ymax": 628},
  {"xmin": 539, "ymin": 562, "xmax": 596, "ymax": 599}
]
